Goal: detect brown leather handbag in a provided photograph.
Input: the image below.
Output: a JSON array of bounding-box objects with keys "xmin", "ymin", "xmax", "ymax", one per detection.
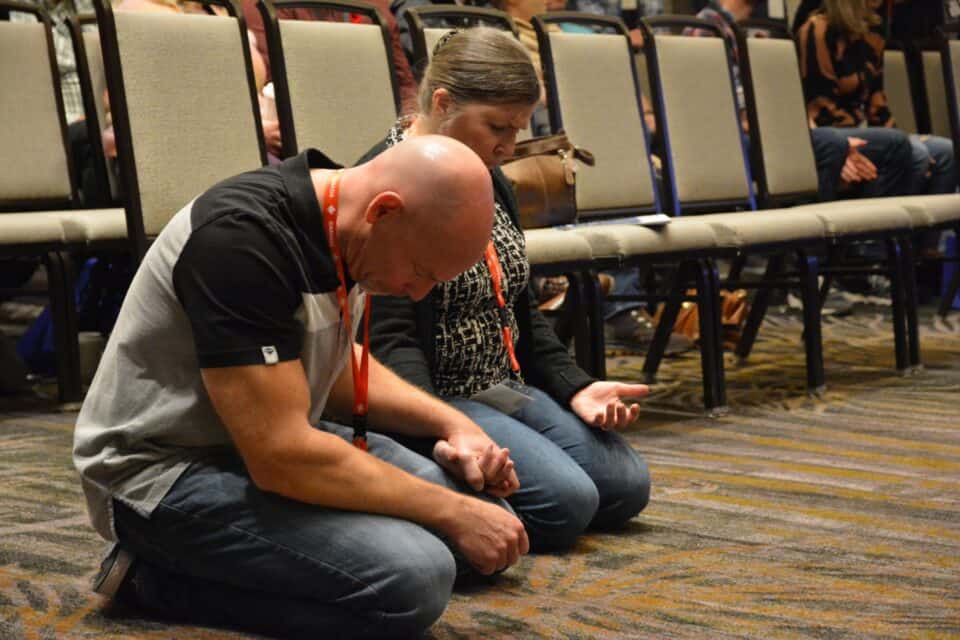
[{"xmin": 499, "ymin": 133, "xmax": 595, "ymax": 229}]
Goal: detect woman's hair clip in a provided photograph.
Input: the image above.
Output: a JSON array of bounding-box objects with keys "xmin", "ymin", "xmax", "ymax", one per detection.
[{"xmin": 432, "ymin": 29, "xmax": 461, "ymax": 56}]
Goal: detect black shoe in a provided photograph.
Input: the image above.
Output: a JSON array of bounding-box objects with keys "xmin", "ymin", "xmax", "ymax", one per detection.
[
  {"xmin": 92, "ymin": 545, "xmax": 137, "ymax": 600},
  {"xmin": 605, "ymin": 309, "xmax": 695, "ymax": 355}
]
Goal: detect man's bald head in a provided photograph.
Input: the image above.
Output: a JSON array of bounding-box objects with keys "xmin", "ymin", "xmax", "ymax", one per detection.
[{"xmin": 341, "ymin": 135, "xmax": 496, "ymax": 299}]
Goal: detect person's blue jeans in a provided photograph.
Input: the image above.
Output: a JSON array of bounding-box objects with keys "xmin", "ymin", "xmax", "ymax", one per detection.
[
  {"xmin": 811, "ymin": 126, "xmax": 914, "ymax": 200},
  {"xmin": 448, "ymin": 385, "xmax": 650, "ymax": 552},
  {"xmin": 908, "ymin": 134, "xmax": 956, "ymax": 252},
  {"xmin": 603, "ymin": 267, "xmax": 645, "ymax": 320},
  {"xmin": 907, "ymin": 134, "xmax": 956, "ymax": 195},
  {"xmin": 112, "ymin": 421, "xmax": 508, "ymax": 639}
]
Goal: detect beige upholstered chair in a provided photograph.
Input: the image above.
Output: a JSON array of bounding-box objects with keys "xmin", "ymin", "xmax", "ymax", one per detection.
[
  {"xmin": 404, "ymin": 5, "xmax": 517, "ymax": 81},
  {"xmin": 535, "ymin": 12, "xmax": 739, "ymax": 410},
  {"xmin": 403, "ymin": 6, "xmax": 532, "ymax": 140},
  {"xmin": 922, "ymin": 50, "xmax": 952, "ymax": 138},
  {"xmin": 0, "ymin": 5, "xmax": 121, "ymax": 402},
  {"xmin": 258, "ymin": 0, "xmax": 400, "ymax": 164},
  {"xmin": 95, "ymin": 0, "xmax": 265, "ymax": 258},
  {"xmin": 884, "ymin": 48, "xmax": 917, "ymax": 134},
  {"xmin": 737, "ymin": 29, "xmax": 960, "ymax": 371}
]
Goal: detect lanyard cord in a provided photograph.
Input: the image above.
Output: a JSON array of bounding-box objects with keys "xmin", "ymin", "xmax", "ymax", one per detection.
[
  {"xmin": 322, "ymin": 170, "xmax": 371, "ymax": 451},
  {"xmin": 483, "ymin": 241, "xmax": 522, "ymax": 379}
]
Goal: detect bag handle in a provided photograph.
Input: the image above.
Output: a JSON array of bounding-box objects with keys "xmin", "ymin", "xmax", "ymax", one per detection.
[{"xmin": 509, "ymin": 131, "xmax": 595, "ymax": 167}]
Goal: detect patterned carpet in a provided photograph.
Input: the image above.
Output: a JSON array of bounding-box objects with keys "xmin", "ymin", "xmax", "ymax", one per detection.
[{"xmin": 1, "ymin": 306, "xmax": 959, "ymax": 639}]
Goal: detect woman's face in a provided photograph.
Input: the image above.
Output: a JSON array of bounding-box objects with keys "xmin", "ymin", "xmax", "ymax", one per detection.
[{"xmin": 436, "ymin": 101, "xmax": 537, "ymax": 168}]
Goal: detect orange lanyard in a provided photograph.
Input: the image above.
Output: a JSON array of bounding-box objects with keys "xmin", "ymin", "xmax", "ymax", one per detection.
[
  {"xmin": 322, "ymin": 170, "xmax": 371, "ymax": 451},
  {"xmin": 483, "ymin": 241, "xmax": 521, "ymax": 377}
]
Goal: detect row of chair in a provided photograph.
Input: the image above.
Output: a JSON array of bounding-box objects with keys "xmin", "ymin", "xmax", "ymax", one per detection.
[{"xmin": 2, "ymin": 1, "xmax": 959, "ymax": 413}]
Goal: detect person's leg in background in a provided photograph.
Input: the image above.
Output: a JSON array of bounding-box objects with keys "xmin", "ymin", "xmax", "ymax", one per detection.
[
  {"xmin": 809, "ymin": 126, "xmax": 848, "ymax": 201},
  {"xmin": 851, "ymin": 127, "xmax": 913, "ymax": 198}
]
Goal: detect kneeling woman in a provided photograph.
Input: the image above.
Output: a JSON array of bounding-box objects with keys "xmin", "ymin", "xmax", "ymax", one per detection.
[{"xmin": 361, "ymin": 27, "xmax": 650, "ymax": 551}]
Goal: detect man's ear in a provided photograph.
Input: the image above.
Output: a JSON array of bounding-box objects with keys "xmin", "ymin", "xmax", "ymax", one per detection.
[{"xmin": 365, "ymin": 191, "xmax": 404, "ymax": 224}]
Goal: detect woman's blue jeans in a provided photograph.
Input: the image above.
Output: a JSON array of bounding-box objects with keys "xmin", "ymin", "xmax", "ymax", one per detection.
[{"xmin": 448, "ymin": 385, "xmax": 651, "ymax": 552}]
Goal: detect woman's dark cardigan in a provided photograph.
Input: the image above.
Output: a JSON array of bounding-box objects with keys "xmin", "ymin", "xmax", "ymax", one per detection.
[{"xmin": 358, "ymin": 138, "xmax": 595, "ymax": 406}]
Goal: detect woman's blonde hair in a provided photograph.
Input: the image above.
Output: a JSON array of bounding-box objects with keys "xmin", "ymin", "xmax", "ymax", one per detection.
[
  {"xmin": 819, "ymin": 0, "xmax": 880, "ymax": 37},
  {"xmin": 417, "ymin": 27, "xmax": 540, "ymax": 115}
]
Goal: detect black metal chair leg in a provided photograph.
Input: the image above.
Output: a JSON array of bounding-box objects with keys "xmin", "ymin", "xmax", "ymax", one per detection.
[
  {"xmin": 885, "ymin": 238, "xmax": 910, "ymax": 372},
  {"xmin": 735, "ymin": 253, "xmax": 783, "ymax": 361},
  {"xmin": 642, "ymin": 263, "xmax": 686, "ymax": 383},
  {"xmin": 564, "ymin": 272, "xmax": 592, "ymax": 374},
  {"xmin": 727, "ymin": 253, "xmax": 747, "ymax": 281},
  {"xmin": 582, "ymin": 269, "xmax": 607, "ymax": 379},
  {"xmin": 898, "ymin": 236, "xmax": 921, "ymax": 369},
  {"xmin": 44, "ymin": 251, "xmax": 82, "ymax": 405},
  {"xmin": 819, "ymin": 242, "xmax": 843, "ymax": 308},
  {"xmin": 551, "ymin": 273, "xmax": 575, "ymax": 347},
  {"xmin": 796, "ymin": 248, "xmax": 825, "ymax": 393},
  {"xmin": 693, "ymin": 258, "xmax": 726, "ymax": 413}
]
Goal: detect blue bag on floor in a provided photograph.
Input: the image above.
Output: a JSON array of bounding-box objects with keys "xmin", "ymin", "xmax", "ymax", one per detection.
[{"xmin": 16, "ymin": 257, "xmax": 131, "ymax": 375}]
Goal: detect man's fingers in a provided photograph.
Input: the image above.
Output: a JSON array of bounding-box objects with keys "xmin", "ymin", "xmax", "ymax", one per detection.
[{"xmin": 461, "ymin": 458, "xmax": 485, "ymax": 491}]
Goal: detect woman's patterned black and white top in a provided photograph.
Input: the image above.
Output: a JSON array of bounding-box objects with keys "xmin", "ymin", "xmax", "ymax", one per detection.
[{"xmin": 386, "ymin": 120, "xmax": 530, "ymax": 397}]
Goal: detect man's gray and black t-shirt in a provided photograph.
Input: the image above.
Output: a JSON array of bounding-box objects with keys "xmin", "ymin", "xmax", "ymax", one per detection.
[{"xmin": 73, "ymin": 150, "xmax": 365, "ymax": 541}]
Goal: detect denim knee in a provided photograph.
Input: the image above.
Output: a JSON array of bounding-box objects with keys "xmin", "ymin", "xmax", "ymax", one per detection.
[
  {"xmin": 369, "ymin": 536, "xmax": 457, "ymax": 636},
  {"xmin": 591, "ymin": 453, "xmax": 651, "ymax": 530},
  {"xmin": 523, "ymin": 470, "xmax": 599, "ymax": 552}
]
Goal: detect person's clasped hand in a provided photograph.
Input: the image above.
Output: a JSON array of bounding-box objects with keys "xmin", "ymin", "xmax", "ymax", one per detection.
[
  {"xmin": 841, "ymin": 137, "xmax": 878, "ymax": 184},
  {"xmin": 433, "ymin": 431, "xmax": 520, "ymax": 497},
  {"xmin": 570, "ymin": 381, "xmax": 649, "ymax": 430}
]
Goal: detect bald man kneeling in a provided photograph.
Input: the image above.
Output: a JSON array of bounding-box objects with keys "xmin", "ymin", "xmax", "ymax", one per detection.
[{"xmin": 74, "ymin": 136, "xmax": 528, "ymax": 639}]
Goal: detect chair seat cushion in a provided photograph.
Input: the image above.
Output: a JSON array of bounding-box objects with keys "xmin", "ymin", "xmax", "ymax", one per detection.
[
  {"xmin": 793, "ymin": 201, "xmax": 913, "ymax": 235},
  {"xmin": 695, "ymin": 210, "xmax": 825, "ymax": 246},
  {"xmin": 524, "ymin": 228, "xmax": 594, "ymax": 265},
  {"xmin": 0, "ymin": 212, "xmax": 67, "ymax": 245},
  {"xmin": 573, "ymin": 218, "xmax": 718, "ymax": 259},
  {"xmin": 59, "ymin": 208, "xmax": 127, "ymax": 243},
  {"xmin": 885, "ymin": 194, "xmax": 960, "ymax": 226}
]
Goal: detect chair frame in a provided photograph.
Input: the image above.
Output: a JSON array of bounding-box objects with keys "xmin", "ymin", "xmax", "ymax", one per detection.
[
  {"xmin": 257, "ymin": 0, "xmax": 401, "ymax": 158},
  {"xmin": 93, "ymin": 0, "xmax": 266, "ymax": 261}
]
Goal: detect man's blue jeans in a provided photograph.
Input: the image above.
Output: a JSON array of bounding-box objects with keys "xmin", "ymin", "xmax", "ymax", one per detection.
[
  {"xmin": 448, "ymin": 385, "xmax": 651, "ymax": 552},
  {"xmin": 113, "ymin": 422, "xmax": 506, "ymax": 639}
]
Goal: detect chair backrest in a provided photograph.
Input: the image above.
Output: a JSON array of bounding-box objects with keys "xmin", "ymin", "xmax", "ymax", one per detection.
[
  {"xmin": 406, "ymin": 6, "xmax": 536, "ymax": 140},
  {"xmin": 643, "ymin": 16, "xmax": 754, "ymax": 215},
  {"xmin": 259, "ymin": 0, "xmax": 399, "ymax": 164},
  {"xmin": 95, "ymin": 0, "xmax": 265, "ymax": 258},
  {"xmin": 884, "ymin": 46, "xmax": 917, "ymax": 134},
  {"xmin": 922, "ymin": 48, "xmax": 952, "ymax": 137},
  {"xmin": 405, "ymin": 5, "xmax": 517, "ymax": 81},
  {"xmin": 740, "ymin": 34, "xmax": 819, "ymax": 206},
  {"xmin": 0, "ymin": 3, "xmax": 74, "ymax": 210},
  {"xmin": 535, "ymin": 13, "xmax": 659, "ymax": 217},
  {"xmin": 69, "ymin": 15, "xmax": 120, "ymax": 206}
]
